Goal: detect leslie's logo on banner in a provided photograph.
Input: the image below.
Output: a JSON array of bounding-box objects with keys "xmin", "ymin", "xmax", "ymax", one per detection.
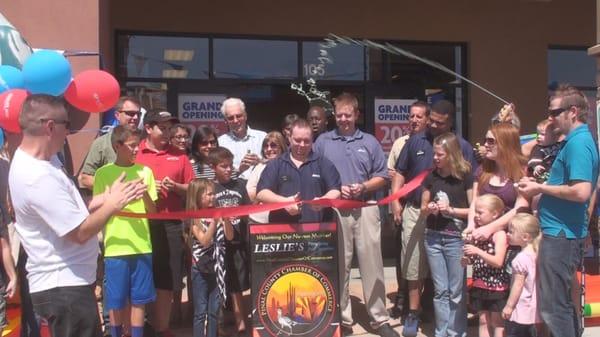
[
  {"xmin": 178, "ymin": 94, "xmax": 227, "ymax": 135},
  {"xmin": 250, "ymin": 223, "xmax": 340, "ymax": 337},
  {"xmin": 374, "ymin": 99, "xmax": 416, "ymax": 153}
]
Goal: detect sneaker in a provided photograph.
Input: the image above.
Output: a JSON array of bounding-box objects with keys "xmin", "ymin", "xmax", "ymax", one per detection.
[
  {"xmin": 376, "ymin": 323, "xmax": 400, "ymax": 337},
  {"xmin": 389, "ymin": 305, "xmax": 403, "ymax": 319},
  {"xmin": 389, "ymin": 294, "xmax": 407, "ymax": 319},
  {"xmin": 402, "ymin": 313, "xmax": 419, "ymax": 337}
]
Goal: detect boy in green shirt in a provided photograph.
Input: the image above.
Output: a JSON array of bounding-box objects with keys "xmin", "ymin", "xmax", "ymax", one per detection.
[{"xmin": 93, "ymin": 125, "xmax": 158, "ymax": 337}]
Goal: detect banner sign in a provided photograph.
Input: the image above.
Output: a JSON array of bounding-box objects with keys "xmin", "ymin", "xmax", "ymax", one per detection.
[
  {"xmin": 250, "ymin": 222, "xmax": 340, "ymax": 337},
  {"xmin": 374, "ymin": 98, "xmax": 416, "ymax": 153},
  {"xmin": 178, "ymin": 94, "xmax": 227, "ymax": 135}
]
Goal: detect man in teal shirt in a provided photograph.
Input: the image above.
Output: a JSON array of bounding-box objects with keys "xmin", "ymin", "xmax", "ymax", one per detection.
[{"xmin": 518, "ymin": 84, "xmax": 599, "ymax": 337}]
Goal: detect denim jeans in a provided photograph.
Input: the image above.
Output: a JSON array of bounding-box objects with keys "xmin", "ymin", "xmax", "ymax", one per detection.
[
  {"xmin": 539, "ymin": 232, "xmax": 584, "ymax": 337},
  {"xmin": 192, "ymin": 264, "xmax": 221, "ymax": 337},
  {"xmin": 425, "ymin": 230, "xmax": 467, "ymax": 337},
  {"xmin": 30, "ymin": 285, "xmax": 102, "ymax": 337}
]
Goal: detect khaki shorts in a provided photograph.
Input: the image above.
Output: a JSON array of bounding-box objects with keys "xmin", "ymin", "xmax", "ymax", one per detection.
[{"xmin": 400, "ymin": 205, "xmax": 429, "ymax": 281}]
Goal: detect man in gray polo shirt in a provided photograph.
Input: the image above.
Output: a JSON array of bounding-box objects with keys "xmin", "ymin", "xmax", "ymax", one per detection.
[
  {"xmin": 78, "ymin": 96, "xmax": 142, "ymax": 190},
  {"xmin": 314, "ymin": 93, "xmax": 398, "ymax": 337}
]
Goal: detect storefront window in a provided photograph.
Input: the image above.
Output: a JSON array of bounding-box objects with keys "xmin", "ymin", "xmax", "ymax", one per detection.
[
  {"xmin": 213, "ymin": 39, "xmax": 297, "ymax": 79},
  {"xmin": 548, "ymin": 48, "xmax": 596, "ymax": 88},
  {"xmin": 117, "ymin": 35, "xmax": 209, "ymax": 79},
  {"xmin": 302, "ymin": 42, "xmax": 365, "ymax": 81},
  {"xmin": 388, "ymin": 44, "xmax": 462, "ymax": 87},
  {"xmin": 123, "ymin": 81, "xmax": 168, "ymax": 110}
]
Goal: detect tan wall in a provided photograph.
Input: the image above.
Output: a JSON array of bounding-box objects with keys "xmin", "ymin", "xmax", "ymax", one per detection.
[
  {"xmin": 0, "ymin": 0, "xmax": 101, "ymax": 173},
  {"xmin": 107, "ymin": 0, "xmax": 595, "ymax": 141}
]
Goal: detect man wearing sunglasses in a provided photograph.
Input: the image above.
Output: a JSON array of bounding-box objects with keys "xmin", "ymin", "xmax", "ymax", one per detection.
[
  {"xmin": 9, "ymin": 94, "xmax": 146, "ymax": 337},
  {"xmin": 78, "ymin": 96, "xmax": 142, "ymax": 190},
  {"xmin": 518, "ymin": 85, "xmax": 599, "ymax": 337}
]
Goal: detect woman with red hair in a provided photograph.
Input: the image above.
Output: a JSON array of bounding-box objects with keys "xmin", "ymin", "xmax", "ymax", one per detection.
[{"xmin": 466, "ymin": 122, "xmax": 529, "ymax": 241}]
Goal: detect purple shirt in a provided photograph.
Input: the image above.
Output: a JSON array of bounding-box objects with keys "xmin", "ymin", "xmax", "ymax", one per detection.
[
  {"xmin": 475, "ymin": 166, "xmax": 517, "ymax": 211},
  {"xmin": 313, "ymin": 129, "xmax": 388, "ymax": 200}
]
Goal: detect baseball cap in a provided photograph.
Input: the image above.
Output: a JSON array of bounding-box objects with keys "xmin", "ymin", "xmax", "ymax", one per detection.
[{"xmin": 143, "ymin": 109, "xmax": 179, "ymax": 125}]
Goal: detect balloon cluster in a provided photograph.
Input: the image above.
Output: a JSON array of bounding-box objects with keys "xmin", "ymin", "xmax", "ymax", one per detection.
[{"xmin": 0, "ymin": 50, "xmax": 120, "ymax": 133}]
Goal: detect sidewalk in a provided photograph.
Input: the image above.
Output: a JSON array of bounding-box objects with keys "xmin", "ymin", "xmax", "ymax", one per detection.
[{"xmin": 170, "ymin": 266, "xmax": 600, "ymax": 336}]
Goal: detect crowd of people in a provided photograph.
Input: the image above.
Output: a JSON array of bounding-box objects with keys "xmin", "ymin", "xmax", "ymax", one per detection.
[{"xmin": 0, "ymin": 84, "xmax": 597, "ymax": 337}]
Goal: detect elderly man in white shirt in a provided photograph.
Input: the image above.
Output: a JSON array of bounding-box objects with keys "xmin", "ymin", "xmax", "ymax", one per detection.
[{"xmin": 217, "ymin": 98, "xmax": 267, "ymax": 180}]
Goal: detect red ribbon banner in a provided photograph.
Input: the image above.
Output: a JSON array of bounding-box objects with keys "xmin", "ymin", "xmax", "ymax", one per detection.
[{"xmin": 117, "ymin": 170, "xmax": 429, "ymax": 220}]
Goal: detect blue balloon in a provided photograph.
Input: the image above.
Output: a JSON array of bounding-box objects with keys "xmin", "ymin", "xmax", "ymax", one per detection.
[
  {"xmin": 0, "ymin": 66, "xmax": 24, "ymax": 93},
  {"xmin": 22, "ymin": 50, "xmax": 72, "ymax": 96},
  {"xmin": 0, "ymin": 129, "xmax": 5, "ymax": 150}
]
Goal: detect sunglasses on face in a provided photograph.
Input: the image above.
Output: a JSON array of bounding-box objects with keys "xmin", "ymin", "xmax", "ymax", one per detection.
[
  {"xmin": 547, "ymin": 106, "xmax": 571, "ymax": 118},
  {"xmin": 120, "ymin": 110, "xmax": 141, "ymax": 117},
  {"xmin": 40, "ymin": 118, "xmax": 71, "ymax": 129},
  {"xmin": 263, "ymin": 142, "xmax": 279, "ymax": 149}
]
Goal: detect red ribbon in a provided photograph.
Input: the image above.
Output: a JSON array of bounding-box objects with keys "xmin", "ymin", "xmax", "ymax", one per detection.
[{"xmin": 117, "ymin": 170, "xmax": 429, "ymax": 220}]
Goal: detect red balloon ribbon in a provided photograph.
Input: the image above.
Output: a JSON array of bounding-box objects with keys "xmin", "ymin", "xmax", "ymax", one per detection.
[{"xmin": 117, "ymin": 170, "xmax": 429, "ymax": 220}]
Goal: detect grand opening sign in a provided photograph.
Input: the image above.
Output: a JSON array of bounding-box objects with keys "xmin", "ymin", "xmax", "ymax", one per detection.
[
  {"xmin": 178, "ymin": 94, "xmax": 227, "ymax": 135},
  {"xmin": 374, "ymin": 98, "xmax": 416, "ymax": 153}
]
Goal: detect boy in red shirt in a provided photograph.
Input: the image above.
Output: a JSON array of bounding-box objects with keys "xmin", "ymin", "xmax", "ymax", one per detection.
[{"xmin": 135, "ymin": 109, "xmax": 194, "ymax": 337}]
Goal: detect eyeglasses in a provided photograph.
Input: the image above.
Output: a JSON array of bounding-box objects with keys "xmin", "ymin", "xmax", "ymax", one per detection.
[
  {"xmin": 263, "ymin": 142, "xmax": 279, "ymax": 149},
  {"xmin": 199, "ymin": 139, "xmax": 217, "ymax": 146},
  {"xmin": 225, "ymin": 114, "xmax": 245, "ymax": 122},
  {"xmin": 173, "ymin": 135, "xmax": 189, "ymax": 141},
  {"xmin": 484, "ymin": 137, "xmax": 496, "ymax": 146},
  {"xmin": 40, "ymin": 118, "xmax": 71, "ymax": 129},
  {"xmin": 547, "ymin": 106, "xmax": 572, "ymax": 118},
  {"xmin": 119, "ymin": 110, "xmax": 141, "ymax": 117}
]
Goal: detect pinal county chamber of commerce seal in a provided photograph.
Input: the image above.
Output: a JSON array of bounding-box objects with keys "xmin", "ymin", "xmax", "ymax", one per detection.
[{"xmin": 257, "ymin": 264, "xmax": 336, "ymax": 336}]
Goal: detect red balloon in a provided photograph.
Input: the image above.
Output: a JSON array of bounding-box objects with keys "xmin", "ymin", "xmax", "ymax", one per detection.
[
  {"xmin": 0, "ymin": 89, "xmax": 29, "ymax": 133},
  {"xmin": 64, "ymin": 70, "xmax": 120, "ymax": 113}
]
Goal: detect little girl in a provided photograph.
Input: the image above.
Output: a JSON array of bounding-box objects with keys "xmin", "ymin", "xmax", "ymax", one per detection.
[
  {"xmin": 502, "ymin": 213, "xmax": 541, "ymax": 337},
  {"xmin": 186, "ymin": 178, "xmax": 234, "ymax": 337},
  {"xmin": 421, "ymin": 132, "xmax": 473, "ymax": 337},
  {"xmin": 463, "ymin": 194, "xmax": 509, "ymax": 337}
]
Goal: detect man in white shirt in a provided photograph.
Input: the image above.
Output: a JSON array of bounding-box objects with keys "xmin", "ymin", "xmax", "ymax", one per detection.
[
  {"xmin": 9, "ymin": 94, "xmax": 145, "ymax": 337},
  {"xmin": 217, "ymin": 97, "xmax": 266, "ymax": 180}
]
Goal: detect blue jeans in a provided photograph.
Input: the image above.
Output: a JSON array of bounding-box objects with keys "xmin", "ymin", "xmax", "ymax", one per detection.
[
  {"xmin": 539, "ymin": 233, "xmax": 584, "ymax": 337},
  {"xmin": 425, "ymin": 231, "xmax": 467, "ymax": 337},
  {"xmin": 192, "ymin": 265, "xmax": 221, "ymax": 337}
]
